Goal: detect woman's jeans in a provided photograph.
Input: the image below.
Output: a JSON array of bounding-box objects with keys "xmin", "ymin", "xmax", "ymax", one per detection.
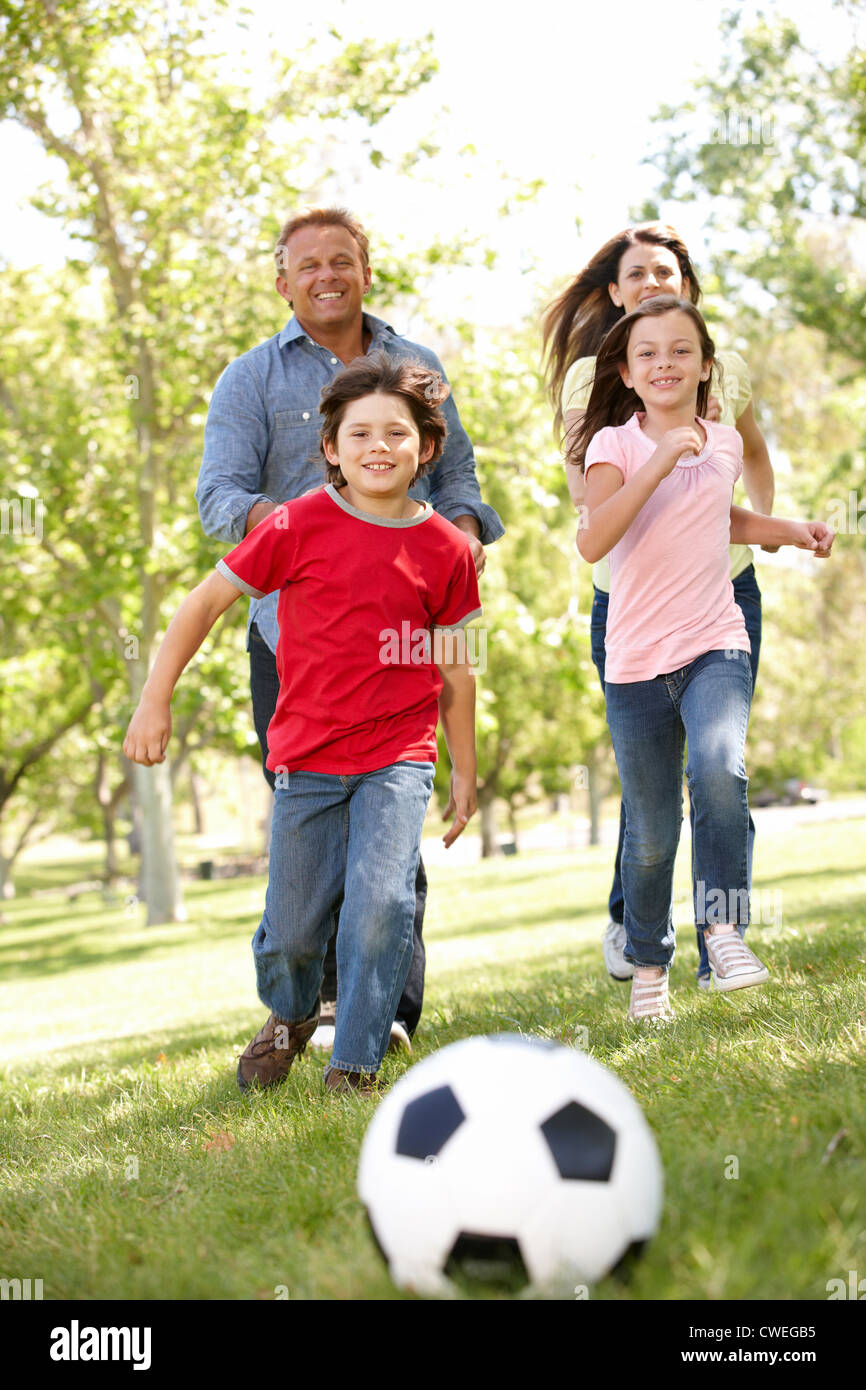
[
  {"xmin": 252, "ymin": 760, "xmax": 435, "ymax": 1072},
  {"xmin": 591, "ymin": 565, "xmax": 762, "ymax": 974},
  {"xmin": 605, "ymin": 649, "xmax": 753, "ymax": 970}
]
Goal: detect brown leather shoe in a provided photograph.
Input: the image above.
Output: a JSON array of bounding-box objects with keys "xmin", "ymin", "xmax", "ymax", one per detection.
[
  {"xmin": 322, "ymin": 1064, "xmax": 380, "ymax": 1097},
  {"xmin": 237, "ymin": 1004, "xmax": 320, "ymax": 1092}
]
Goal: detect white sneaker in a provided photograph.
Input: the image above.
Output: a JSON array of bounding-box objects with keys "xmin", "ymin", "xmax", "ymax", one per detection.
[
  {"xmin": 628, "ymin": 968, "xmax": 673, "ymax": 1022},
  {"xmin": 704, "ymin": 929, "xmax": 769, "ymax": 992},
  {"xmin": 603, "ymin": 920, "xmax": 634, "ymax": 981}
]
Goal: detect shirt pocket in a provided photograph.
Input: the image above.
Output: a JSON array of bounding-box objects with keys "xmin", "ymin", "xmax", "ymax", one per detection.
[{"xmin": 264, "ymin": 407, "xmax": 324, "ymax": 498}]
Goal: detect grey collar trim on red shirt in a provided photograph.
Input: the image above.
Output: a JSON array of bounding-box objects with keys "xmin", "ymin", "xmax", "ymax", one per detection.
[{"xmin": 324, "ymin": 483, "xmax": 434, "ymax": 527}]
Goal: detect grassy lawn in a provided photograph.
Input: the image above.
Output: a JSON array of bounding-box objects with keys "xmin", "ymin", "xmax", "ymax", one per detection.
[{"xmin": 1, "ymin": 816, "xmax": 864, "ymax": 1301}]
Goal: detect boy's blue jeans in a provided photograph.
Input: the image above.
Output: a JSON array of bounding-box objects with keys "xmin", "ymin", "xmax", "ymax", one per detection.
[
  {"xmin": 604, "ymin": 649, "xmax": 753, "ymax": 971},
  {"xmin": 591, "ymin": 565, "xmax": 762, "ymax": 975},
  {"xmin": 252, "ymin": 760, "xmax": 435, "ymax": 1072}
]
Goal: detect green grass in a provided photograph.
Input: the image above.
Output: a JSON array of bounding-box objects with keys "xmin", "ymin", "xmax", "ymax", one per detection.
[{"xmin": 1, "ymin": 818, "xmax": 865, "ymax": 1301}]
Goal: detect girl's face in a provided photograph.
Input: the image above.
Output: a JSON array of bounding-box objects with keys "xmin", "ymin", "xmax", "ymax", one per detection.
[
  {"xmin": 610, "ymin": 243, "xmax": 688, "ymax": 314},
  {"xmin": 323, "ymin": 392, "xmax": 432, "ymax": 500},
  {"xmin": 620, "ymin": 309, "xmax": 711, "ymax": 411}
]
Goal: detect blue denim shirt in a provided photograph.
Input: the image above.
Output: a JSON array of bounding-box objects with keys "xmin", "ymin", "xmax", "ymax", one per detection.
[{"xmin": 196, "ymin": 311, "xmax": 504, "ymax": 652}]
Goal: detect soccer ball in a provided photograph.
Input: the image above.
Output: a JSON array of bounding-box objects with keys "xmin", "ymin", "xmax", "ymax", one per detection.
[{"xmin": 357, "ymin": 1034, "xmax": 663, "ymax": 1296}]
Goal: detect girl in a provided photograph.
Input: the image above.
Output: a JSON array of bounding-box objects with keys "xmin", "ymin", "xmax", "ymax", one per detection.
[
  {"xmin": 124, "ymin": 353, "xmax": 481, "ymax": 1091},
  {"xmin": 573, "ymin": 297, "xmax": 833, "ymax": 1020},
  {"xmin": 543, "ymin": 224, "xmax": 775, "ymax": 987}
]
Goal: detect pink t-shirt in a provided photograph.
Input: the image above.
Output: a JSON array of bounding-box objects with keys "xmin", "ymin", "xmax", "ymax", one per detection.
[{"xmin": 584, "ymin": 413, "xmax": 750, "ymax": 684}]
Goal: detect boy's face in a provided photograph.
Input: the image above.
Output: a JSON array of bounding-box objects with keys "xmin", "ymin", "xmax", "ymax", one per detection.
[
  {"xmin": 323, "ymin": 392, "xmax": 434, "ymax": 503},
  {"xmin": 620, "ymin": 310, "xmax": 711, "ymax": 411}
]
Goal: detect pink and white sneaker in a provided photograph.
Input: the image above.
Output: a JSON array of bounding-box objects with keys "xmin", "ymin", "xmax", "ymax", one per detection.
[
  {"xmin": 704, "ymin": 928, "xmax": 769, "ymax": 992},
  {"xmin": 628, "ymin": 968, "xmax": 673, "ymax": 1022}
]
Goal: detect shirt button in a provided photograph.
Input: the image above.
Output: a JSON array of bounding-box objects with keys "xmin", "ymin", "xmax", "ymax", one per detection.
[
  {"xmin": 302, "ymin": 412, "xmax": 310, "ymax": 420},
  {"xmin": 330, "ymin": 357, "xmax": 338, "ymax": 365}
]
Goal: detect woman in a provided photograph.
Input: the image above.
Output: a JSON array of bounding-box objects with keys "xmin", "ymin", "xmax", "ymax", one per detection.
[{"xmin": 543, "ymin": 224, "xmax": 776, "ymax": 987}]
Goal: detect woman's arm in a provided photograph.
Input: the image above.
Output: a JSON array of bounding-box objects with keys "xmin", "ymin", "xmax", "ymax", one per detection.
[
  {"xmin": 729, "ymin": 506, "xmax": 834, "ymax": 556},
  {"xmin": 563, "ymin": 408, "xmax": 586, "ymax": 509},
  {"xmin": 123, "ymin": 571, "xmax": 242, "ymax": 766},
  {"xmin": 736, "ymin": 401, "xmax": 777, "ymax": 552}
]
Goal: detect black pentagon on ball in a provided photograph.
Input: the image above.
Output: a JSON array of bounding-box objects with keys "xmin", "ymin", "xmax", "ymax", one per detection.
[
  {"xmin": 396, "ymin": 1084, "xmax": 466, "ymax": 1161},
  {"xmin": 445, "ymin": 1232, "xmax": 529, "ymax": 1291},
  {"xmin": 540, "ymin": 1100, "xmax": 616, "ymax": 1181}
]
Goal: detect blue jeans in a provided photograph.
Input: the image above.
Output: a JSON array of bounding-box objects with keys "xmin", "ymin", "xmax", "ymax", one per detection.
[
  {"xmin": 605, "ymin": 649, "xmax": 753, "ymax": 970},
  {"xmin": 592, "ymin": 565, "xmax": 761, "ymax": 973},
  {"xmin": 248, "ymin": 623, "xmax": 428, "ymax": 1033},
  {"xmin": 252, "ymin": 760, "xmax": 435, "ymax": 1072}
]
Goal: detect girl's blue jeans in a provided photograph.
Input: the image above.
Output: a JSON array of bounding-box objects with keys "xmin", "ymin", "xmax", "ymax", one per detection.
[
  {"xmin": 251, "ymin": 760, "xmax": 435, "ymax": 1072},
  {"xmin": 604, "ymin": 648, "xmax": 753, "ymax": 971},
  {"xmin": 591, "ymin": 565, "xmax": 762, "ymax": 976}
]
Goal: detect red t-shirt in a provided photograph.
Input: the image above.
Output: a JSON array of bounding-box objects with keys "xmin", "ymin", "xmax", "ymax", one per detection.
[{"xmin": 217, "ymin": 485, "xmax": 482, "ymax": 774}]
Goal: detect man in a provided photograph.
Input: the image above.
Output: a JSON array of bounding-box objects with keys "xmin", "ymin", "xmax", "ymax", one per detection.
[{"xmin": 196, "ymin": 205, "xmax": 503, "ymax": 1050}]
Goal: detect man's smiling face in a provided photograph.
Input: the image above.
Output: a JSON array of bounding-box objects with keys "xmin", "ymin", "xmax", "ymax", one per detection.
[{"xmin": 276, "ymin": 224, "xmax": 372, "ymax": 336}]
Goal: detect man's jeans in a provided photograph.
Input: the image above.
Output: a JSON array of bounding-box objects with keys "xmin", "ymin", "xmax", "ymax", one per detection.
[
  {"xmin": 254, "ymin": 761, "xmax": 435, "ymax": 1072},
  {"xmin": 591, "ymin": 566, "xmax": 762, "ymax": 976},
  {"xmin": 604, "ymin": 649, "xmax": 753, "ymax": 971},
  {"xmin": 249, "ymin": 622, "xmax": 427, "ymax": 1033}
]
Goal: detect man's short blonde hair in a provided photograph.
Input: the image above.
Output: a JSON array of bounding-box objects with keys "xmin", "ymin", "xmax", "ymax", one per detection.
[{"xmin": 274, "ymin": 206, "xmax": 370, "ymax": 273}]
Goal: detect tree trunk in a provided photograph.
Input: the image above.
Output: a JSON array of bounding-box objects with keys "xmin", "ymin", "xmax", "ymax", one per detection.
[
  {"xmin": 0, "ymin": 853, "xmax": 13, "ymax": 902},
  {"xmin": 587, "ymin": 748, "xmax": 602, "ymax": 847},
  {"xmin": 132, "ymin": 758, "xmax": 186, "ymax": 924},
  {"xmin": 189, "ymin": 768, "xmax": 205, "ymax": 836},
  {"xmin": 479, "ymin": 790, "xmax": 498, "ymax": 858},
  {"xmin": 128, "ymin": 648, "xmax": 184, "ymax": 924}
]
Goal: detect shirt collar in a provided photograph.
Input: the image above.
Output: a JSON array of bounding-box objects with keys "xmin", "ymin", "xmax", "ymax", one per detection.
[{"xmin": 278, "ymin": 311, "xmax": 395, "ymax": 350}]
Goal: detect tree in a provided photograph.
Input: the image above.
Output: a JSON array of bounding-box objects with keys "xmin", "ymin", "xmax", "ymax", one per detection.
[
  {"xmin": 438, "ymin": 330, "xmax": 605, "ymax": 856},
  {"xmin": 0, "ymin": 0, "xmax": 454, "ymax": 919}
]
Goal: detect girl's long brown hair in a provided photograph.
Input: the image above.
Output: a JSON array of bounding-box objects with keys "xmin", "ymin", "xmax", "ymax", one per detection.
[
  {"xmin": 570, "ymin": 296, "xmax": 715, "ymax": 473},
  {"xmin": 542, "ymin": 223, "xmax": 702, "ymax": 438}
]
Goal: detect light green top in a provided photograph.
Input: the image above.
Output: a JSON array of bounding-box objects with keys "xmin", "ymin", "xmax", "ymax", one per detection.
[{"xmin": 563, "ymin": 348, "xmax": 755, "ymax": 593}]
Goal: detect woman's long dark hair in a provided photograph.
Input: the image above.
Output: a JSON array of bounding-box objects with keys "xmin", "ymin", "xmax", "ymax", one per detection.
[
  {"xmin": 570, "ymin": 296, "xmax": 715, "ymax": 472},
  {"xmin": 542, "ymin": 223, "xmax": 702, "ymax": 438}
]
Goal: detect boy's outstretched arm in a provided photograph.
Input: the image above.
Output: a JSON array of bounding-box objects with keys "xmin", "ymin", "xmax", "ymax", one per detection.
[
  {"xmin": 729, "ymin": 506, "xmax": 835, "ymax": 556},
  {"xmin": 123, "ymin": 571, "xmax": 242, "ymax": 766},
  {"xmin": 436, "ymin": 638, "xmax": 478, "ymax": 848}
]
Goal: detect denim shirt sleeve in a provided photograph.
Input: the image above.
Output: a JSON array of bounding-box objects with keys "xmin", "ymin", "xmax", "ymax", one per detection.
[
  {"xmin": 196, "ymin": 358, "xmax": 277, "ymax": 545},
  {"xmin": 424, "ymin": 354, "xmax": 505, "ymax": 547}
]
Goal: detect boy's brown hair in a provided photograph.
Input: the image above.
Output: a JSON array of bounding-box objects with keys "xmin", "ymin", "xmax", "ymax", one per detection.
[{"xmin": 319, "ymin": 352, "xmax": 450, "ymax": 487}]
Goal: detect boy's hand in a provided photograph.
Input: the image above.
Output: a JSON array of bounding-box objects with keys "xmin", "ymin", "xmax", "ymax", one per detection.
[
  {"xmin": 653, "ymin": 426, "xmax": 705, "ymax": 477},
  {"xmin": 787, "ymin": 520, "xmax": 835, "ymax": 558},
  {"xmin": 704, "ymin": 394, "xmax": 722, "ymax": 423},
  {"xmin": 123, "ymin": 701, "xmax": 172, "ymax": 766},
  {"xmin": 442, "ymin": 769, "xmax": 477, "ymax": 848}
]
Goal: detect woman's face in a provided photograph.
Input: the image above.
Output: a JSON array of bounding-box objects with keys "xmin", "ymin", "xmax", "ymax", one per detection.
[{"xmin": 610, "ymin": 243, "xmax": 688, "ymax": 314}]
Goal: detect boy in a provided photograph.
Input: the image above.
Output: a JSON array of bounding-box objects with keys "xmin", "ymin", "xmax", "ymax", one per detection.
[{"xmin": 124, "ymin": 353, "xmax": 480, "ymax": 1093}]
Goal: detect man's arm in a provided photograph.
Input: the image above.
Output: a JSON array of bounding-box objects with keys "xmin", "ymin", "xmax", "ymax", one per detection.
[
  {"xmin": 436, "ymin": 644, "xmax": 478, "ymax": 848},
  {"xmin": 416, "ymin": 352, "xmax": 505, "ymax": 557},
  {"xmin": 196, "ymin": 358, "xmax": 277, "ymax": 545}
]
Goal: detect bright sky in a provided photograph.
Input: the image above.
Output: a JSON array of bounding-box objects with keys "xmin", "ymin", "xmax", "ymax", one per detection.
[{"xmin": 2, "ymin": 0, "xmax": 859, "ymax": 330}]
